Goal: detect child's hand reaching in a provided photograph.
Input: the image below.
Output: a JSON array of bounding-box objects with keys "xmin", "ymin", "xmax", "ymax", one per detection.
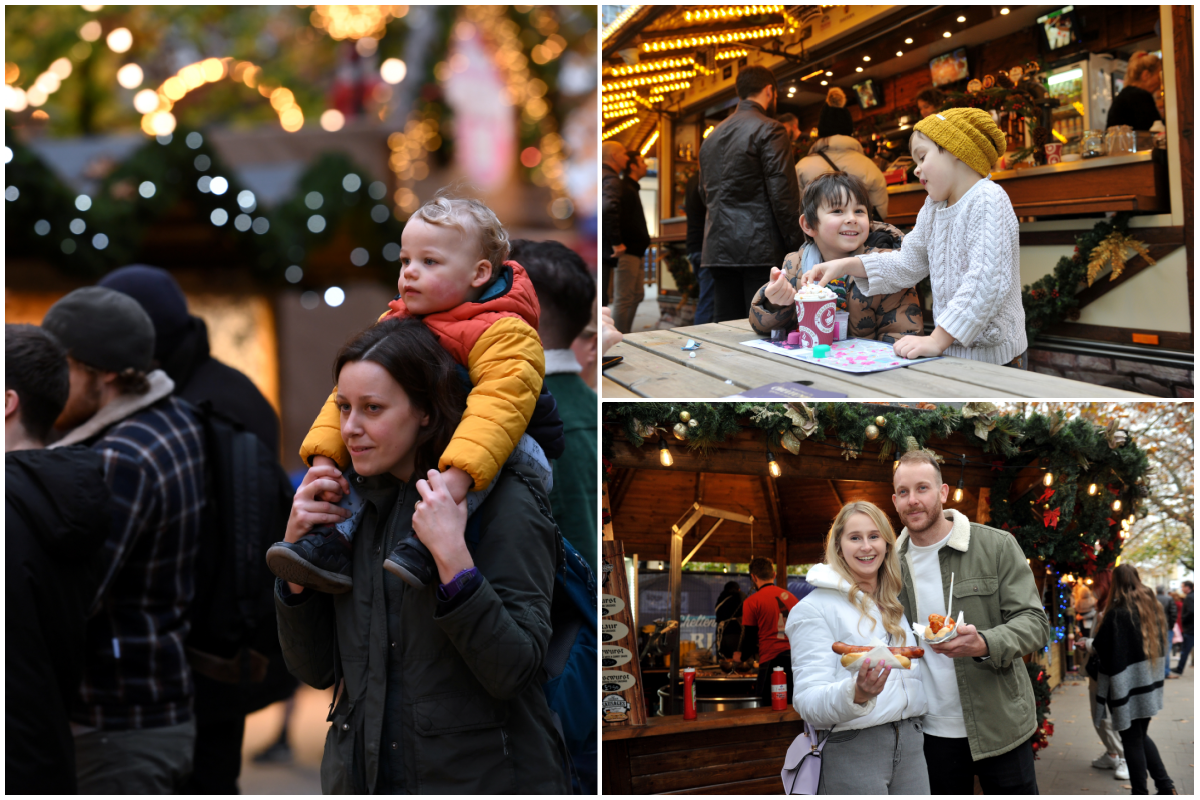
[
  {"xmin": 305, "ymin": 455, "xmax": 350, "ymax": 503},
  {"xmin": 763, "ymin": 267, "xmax": 795, "ymax": 307},
  {"xmin": 801, "ymin": 256, "xmax": 865, "ymax": 288},
  {"xmin": 442, "ymin": 466, "xmax": 474, "ymax": 506},
  {"xmin": 893, "ymin": 327, "xmax": 954, "ymax": 359}
]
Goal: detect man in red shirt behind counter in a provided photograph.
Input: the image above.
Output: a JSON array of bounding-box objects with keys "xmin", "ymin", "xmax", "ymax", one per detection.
[{"xmin": 733, "ymin": 557, "xmax": 800, "ymax": 706}]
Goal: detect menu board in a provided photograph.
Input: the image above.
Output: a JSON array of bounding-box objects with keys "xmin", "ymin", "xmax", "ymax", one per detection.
[{"xmin": 601, "ymin": 537, "xmax": 647, "ymax": 728}]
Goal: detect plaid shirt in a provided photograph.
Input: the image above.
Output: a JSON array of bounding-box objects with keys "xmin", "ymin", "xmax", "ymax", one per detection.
[{"xmin": 73, "ymin": 395, "xmax": 206, "ymax": 730}]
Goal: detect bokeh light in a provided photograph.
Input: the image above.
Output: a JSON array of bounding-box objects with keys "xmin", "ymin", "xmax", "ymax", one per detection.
[
  {"xmin": 139, "ymin": 180, "xmax": 156, "ymax": 197},
  {"xmin": 320, "ymin": 109, "xmax": 345, "ymax": 132},
  {"xmin": 210, "ymin": 176, "xmax": 229, "ymax": 195},
  {"xmin": 380, "ymin": 58, "xmax": 408, "ymax": 84},
  {"xmin": 116, "ymin": 63, "xmax": 143, "ymax": 89},
  {"xmin": 106, "ymin": 27, "xmax": 133, "ymax": 53},
  {"xmin": 323, "ymin": 286, "xmax": 345, "ymax": 307},
  {"xmin": 350, "ymin": 247, "xmax": 369, "ymax": 266}
]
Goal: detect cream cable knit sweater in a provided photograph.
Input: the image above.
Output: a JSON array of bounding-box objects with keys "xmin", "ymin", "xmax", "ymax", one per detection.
[{"xmin": 855, "ymin": 178, "xmax": 1027, "ymax": 365}]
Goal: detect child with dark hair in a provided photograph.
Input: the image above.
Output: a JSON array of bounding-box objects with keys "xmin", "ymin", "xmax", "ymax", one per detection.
[
  {"xmin": 268, "ymin": 194, "xmax": 564, "ymax": 592},
  {"xmin": 750, "ymin": 172, "xmax": 922, "ymax": 343}
]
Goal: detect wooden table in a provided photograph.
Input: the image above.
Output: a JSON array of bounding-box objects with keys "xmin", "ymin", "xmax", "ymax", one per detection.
[
  {"xmin": 602, "ymin": 319, "xmax": 1148, "ymax": 399},
  {"xmin": 604, "ymin": 706, "xmax": 804, "ymax": 794}
]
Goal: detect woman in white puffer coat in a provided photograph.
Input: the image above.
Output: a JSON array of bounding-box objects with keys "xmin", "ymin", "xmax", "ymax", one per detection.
[{"xmin": 785, "ymin": 501, "xmax": 929, "ymax": 794}]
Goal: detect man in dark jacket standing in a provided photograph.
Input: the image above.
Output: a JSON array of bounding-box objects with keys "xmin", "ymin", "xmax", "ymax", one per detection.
[
  {"xmin": 97, "ymin": 264, "xmax": 295, "ymax": 792},
  {"xmin": 684, "ymin": 169, "xmax": 715, "ymax": 325},
  {"xmin": 43, "ymin": 287, "xmax": 207, "ymax": 793},
  {"xmin": 602, "ymin": 140, "xmax": 643, "ymax": 333},
  {"xmin": 1172, "ymin": 580, "xmax": 1192, "ymax": 677},
  {"xmin": 699, "ymin": 64, "xmax": 803, "ymax": 322},
  {"xmin": 5, "ymin": 324, "xmax": 111, "ymax": 795}
]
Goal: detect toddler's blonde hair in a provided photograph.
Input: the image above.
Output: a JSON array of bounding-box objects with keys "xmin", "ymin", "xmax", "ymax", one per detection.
[{"xmin": 411, "ymin": 193, "xmax": 511, "ymax": 273}]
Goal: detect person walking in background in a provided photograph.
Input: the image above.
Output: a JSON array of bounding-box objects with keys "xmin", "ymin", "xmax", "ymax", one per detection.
[
  {"xmin": 1088, "ymin": 564, "xmax": 1177, "ymax": 795},
  {"xmin": 5, "ymin": 324, "xmax": 112, "ymax": 795},
  {"xmin": 787, "ymin": 501, "xmax": 930, "ymax": 794},
  {"xmin": 1081, "ymin": 570, "xmax": 1129, "ymax": 781},
  {"xmin": 98, "ymin": 264, "xmax": 296, "ymax": 794},
  {"xmin": 42, "ymin": 288, "xmax": 207, "ymax": 793},
  {"xmin": 795, "ymin": 87, "xmax": 890, "ymax": 221},
  {"xmin": 601, "ymin": 141, "xmax": 641, "ymax": 334},
  {"xmin": 698, "ymin": 64, "xmax": 803, "ymax": 322},
  {"xmin": 684, "ymin": 169, "xmax": 715, "ymax": 325},
  {"xmin": 732, "ymin": 557, "xmax": 799, "ymax": 706},
  {"xmin": 1171, "ymin": 580, "xmax": 1193, "ymax": 677},
  {"xmin": 510, "ymin": 238, "xmax": 599, "ymax": 573},
  {"xmin": 611, "ymin": 150, "xmax": 650, "ymax": 334},
  {"xmin": 1155, "ymin": 584, "xmax": 1178, "ymax": 679}
]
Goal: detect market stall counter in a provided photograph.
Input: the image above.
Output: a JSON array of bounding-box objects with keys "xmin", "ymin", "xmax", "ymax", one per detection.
[
  {"xmin": 886, "ymin": 150, "xmax": 1169, "ymax": 226},
  {"xmin": 603, "ymin": 706, "xmax": 804, "ymax": 795}
]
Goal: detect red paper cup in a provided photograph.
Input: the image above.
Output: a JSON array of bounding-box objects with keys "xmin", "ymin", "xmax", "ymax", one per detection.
[
  {"xmin": 1044, "ymin": 142, "xmax": 1063, "ymax": 164},
  {"xmin": 794, "ymin": 299, "xmax": 837, "ymax": 348}
]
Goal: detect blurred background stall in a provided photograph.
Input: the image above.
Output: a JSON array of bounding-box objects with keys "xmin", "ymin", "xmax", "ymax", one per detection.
[{"xmin": 5, "ymin": 4, "xmax": 599, "ymax": 474}]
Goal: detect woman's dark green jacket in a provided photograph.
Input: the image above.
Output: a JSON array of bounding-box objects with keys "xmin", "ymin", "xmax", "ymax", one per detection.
[{"xmin": 275, "ymin": 463, "xmax": 569, "ymax": 794}]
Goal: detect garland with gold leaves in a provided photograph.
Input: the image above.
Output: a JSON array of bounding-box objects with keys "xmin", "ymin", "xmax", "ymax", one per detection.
[{"xmin": 1022, "ymin": 213, "xmax": 1157, "ymax": 337}]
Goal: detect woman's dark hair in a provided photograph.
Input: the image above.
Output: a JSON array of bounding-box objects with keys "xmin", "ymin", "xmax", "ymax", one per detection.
[
  {"xmin": 333, "ymin": 317, "xmax": 468, "ymax": 478},
  {"xmin": 916, "ymin": 88, "xmax": 945, "ymax": 109},
  {"xmin": 1098, "ymin": 563, "xmax": 1168, "ymax": 664},
  {"xmin": 801, "ymin": 171, "xmax": 872, "ymax": 233}
]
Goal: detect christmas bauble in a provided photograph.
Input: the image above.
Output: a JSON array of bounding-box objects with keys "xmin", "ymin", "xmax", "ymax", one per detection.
[
  {"xmin": 687, "ymin": 419, "xmax": 698, "ymax": 429},
  {"xmin": 875, "ymin": 415, "xmax": 887, "ymax": 428},
  {"xmin": 679, "ymin": 411, "xmax": 691, "ymax": 423},
  {"xmin": 865, "ymin": 424, "xmax": 880, "ymax": 441},
  {"xmin": 673, "ymin": 423, "xmax": 688, "ymax": 440}
]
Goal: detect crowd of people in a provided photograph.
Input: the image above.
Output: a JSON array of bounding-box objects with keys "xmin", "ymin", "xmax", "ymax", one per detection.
[
  {"xmin": 5, "ymin": 193, "xmax": 599, "ymax": 794},
  {"xmin": 779, "ymin": 450, "xmax": 1183, "ymax": 795}
]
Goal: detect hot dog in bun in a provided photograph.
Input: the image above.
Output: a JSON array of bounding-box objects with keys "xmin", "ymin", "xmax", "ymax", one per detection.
[{"xmin": 831, "ymin": 642, "xmax": 924, "ymax": 670}]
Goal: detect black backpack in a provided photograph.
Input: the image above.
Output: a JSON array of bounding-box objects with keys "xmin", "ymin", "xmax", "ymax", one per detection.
[{"xmin": 183, "ymin": 400, "xmax": 294, "ymax": 685}]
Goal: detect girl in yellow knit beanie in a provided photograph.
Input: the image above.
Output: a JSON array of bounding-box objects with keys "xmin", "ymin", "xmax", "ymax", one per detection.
[{"xmin": 801, "ymin": 108, "xmax": 1027, "ymax": 367}]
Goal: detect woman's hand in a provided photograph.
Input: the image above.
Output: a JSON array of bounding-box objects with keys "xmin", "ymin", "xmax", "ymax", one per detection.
[
  {"xmin": 412, "ymin": 469, "xmax": 475, "ymax": 585},
  {"xmin": 763, "ymin": 267, "xmax": 795, "ymax": 306},
  {"xmin": 852, "ymin": 658, "xmax": 890, "ymax": 705},
  {"xmin": 285, "ymin": 465, "xmax": 353, "ymax": 544}
]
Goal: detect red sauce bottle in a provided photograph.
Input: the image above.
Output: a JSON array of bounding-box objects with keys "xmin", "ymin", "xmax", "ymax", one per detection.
[{"xmin": 683, "ymin": 667, "xmax": 697, "ymax": 719}]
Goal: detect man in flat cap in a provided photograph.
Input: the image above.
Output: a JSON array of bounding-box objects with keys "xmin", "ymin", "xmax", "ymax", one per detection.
[{"xmin": 43, "ymin": 286, "xmax": 206, "ymax": 793}]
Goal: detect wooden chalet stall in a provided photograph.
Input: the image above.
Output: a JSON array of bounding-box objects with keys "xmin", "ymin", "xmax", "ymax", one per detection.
[
  {"xmin": 602, "ymin": 5, "xmax": 1193, "ymax": 396},
  {"xmin": 600, "ymin": 402, "xmax": 1106, "ymax": 795}
]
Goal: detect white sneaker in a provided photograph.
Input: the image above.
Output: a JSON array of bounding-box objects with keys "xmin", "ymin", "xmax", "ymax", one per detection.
[
  {"xmin": 1114, "ymin": 759, "xmax": 1129, "ymax": 780},
  {"xmin": 1092, "ymin": 752, "xmax": 1119, "ymax": 770}
]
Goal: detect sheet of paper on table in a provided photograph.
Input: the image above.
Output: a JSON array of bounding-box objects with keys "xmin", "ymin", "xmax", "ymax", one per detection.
[{"xmin": 740, "ymin": 336, "xmax": 943, "ymax": 374}]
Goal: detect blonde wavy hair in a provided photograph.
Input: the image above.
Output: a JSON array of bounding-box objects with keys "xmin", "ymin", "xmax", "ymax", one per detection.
[
  {"xmin": 411, "ymin": 193, "xmax": 511, "ymax": 274},
  {"xmin": 824, "ymin": 501, "xmax": 906, "ymax": 642},
  {"xmin": 1126, "ymin": 51, "xmax": 1161, "ymax": 85}
]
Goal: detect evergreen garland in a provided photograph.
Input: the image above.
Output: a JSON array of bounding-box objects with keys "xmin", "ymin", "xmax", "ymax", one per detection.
[
  {"xmin": 1022, "ymin": 213, "xmax": 1137, "ymax": 338},
  {"xmin": 1026, "ymin": 660, "xmax": 1054, "ymax": 757},
  {"xmin": 603, "ymin": 402, "xmax": 1148, "ymax": 575}
]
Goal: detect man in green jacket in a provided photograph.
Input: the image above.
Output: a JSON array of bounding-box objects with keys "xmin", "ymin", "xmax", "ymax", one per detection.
[{"xmin": 892, "ymin": 450, "xmax": 1050, "ymax": 795}]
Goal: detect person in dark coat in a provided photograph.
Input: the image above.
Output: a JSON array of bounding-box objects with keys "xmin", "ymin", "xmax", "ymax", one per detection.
[
  {"xmin": 1106, "ymin": 52, "xmax": 1163, "ymax": 131},
  {"xmin": 714, "ymin": 581, "xmax": 744, "ymax": 659},
  {"xmin": 276, "ymin": 318, "xmax": 569, "ymax": 793},
  {"xmin": 699, "ymin": 64, "xmax": 804, "ymax": 322},
  {"xmin": 684, "ymin": 170, "xmax": 715, "ymax": 325},
  {"xmin": 5, "ymin": 324, "xmax": 111, "ymax": 795},
  {"xmin": 601, "ymin": 141, "xmax": 630, "ymax": 309},
  {"xmin": 1172, "ymin": 580, "xmax": 1193, "ymax": 677},
  {"xmin": 97, "ymin": 265, "xmax": 295, "ymax": 793}
]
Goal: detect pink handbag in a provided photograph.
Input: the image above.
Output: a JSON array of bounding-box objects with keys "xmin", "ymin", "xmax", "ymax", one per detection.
[{"xmin": 781, "ymin": 721, "xmax": 828, "ymax": 795}]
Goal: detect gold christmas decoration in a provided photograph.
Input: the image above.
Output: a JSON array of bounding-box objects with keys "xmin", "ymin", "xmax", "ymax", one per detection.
[
  {"xmin": 864, "ymin": 424, "xmax": 880, "ymax": 441},
  {"xmin": 875, "ymin": 415, "xmax": 887, "ymax": 428},
  {"xmin": 687, "ymin": 418, "xmax": 698, "ymax": 429},
  {"xmin": 1087, "ymin": 230, "xmax": 1156, "ymax": 286},
  {"xmin": 673, "ymin": 423, "xmax": 689, "ymax": 440},
  {"xmin": 679, "ymin": 411, "xmax": 691, "ymax": 423}
]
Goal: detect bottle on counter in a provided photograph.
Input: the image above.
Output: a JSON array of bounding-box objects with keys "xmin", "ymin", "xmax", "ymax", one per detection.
[
  {"xmin": 771, "ymin": 666, "xmax": 788, "ymax": 711},
  {"xmin": 683, "ymin": 667, "xmax": 697, "ymax": 720}
]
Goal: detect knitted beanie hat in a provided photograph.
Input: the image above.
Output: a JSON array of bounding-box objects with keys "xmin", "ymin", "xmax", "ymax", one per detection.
[{"xmin": 913, "ymin": 107, "xmax": 1006, "ymax": 177}]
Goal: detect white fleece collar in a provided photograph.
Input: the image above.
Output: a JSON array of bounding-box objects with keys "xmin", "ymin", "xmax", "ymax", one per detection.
[
  {"xmin": 544, "ymin": 348, "xmax": 583, "ymax": 375},
  {"xmin": 897, "ymin": 508, "xmax": 971, "ymax": 552},
  {"xmin": 50, "ymin": 370, "xmax": 175, "ymax": 448}
]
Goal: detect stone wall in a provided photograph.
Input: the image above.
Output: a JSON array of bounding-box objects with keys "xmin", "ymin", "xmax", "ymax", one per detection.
[{"xmin": 1029, "ymin": 349, "xmax": 1194, "ymax": 398}]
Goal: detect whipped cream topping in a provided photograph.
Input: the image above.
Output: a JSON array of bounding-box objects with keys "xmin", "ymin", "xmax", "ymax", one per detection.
[{"xmin": 794, "ymin": 284, "xmax": 837, "ymax": 302}]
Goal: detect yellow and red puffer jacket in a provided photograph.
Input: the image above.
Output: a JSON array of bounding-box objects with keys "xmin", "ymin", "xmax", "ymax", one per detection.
[{"xmin": 299, "ymin": 261, "xmax": 545, "ymax": 491}]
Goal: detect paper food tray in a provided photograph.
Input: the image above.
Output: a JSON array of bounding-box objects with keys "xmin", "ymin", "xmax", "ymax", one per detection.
[
  {"xmin": 911, "ymin": 610, "xmax": 964, "ymax": 644},
  {"xmin": 839, "ymin": 640, "xmax": 909, "ymax": 674}
]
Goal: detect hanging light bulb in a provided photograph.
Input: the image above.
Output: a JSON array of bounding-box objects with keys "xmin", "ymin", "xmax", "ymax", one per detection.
[
  {"xmin": 1112, "ymin": 499, "xmax": 1122, "ymax": 512},
  {"xmin": 1043, "ymin": 471, "xmax": 1054, "ymax": 487},
  {"xmin": 1088, "ymin": 483, "xmax": 1097, "ymax": 495},
  {"xmin": 953, "ymin": 454, "xmax": 966, "ymax": 502},
  {"xmin": 659, "ymin": 441, "xmax": 673, "ymax": 468},
  {"xmin": 766, "ymin": 449, "xmax": 781, "ymax": 478}
]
